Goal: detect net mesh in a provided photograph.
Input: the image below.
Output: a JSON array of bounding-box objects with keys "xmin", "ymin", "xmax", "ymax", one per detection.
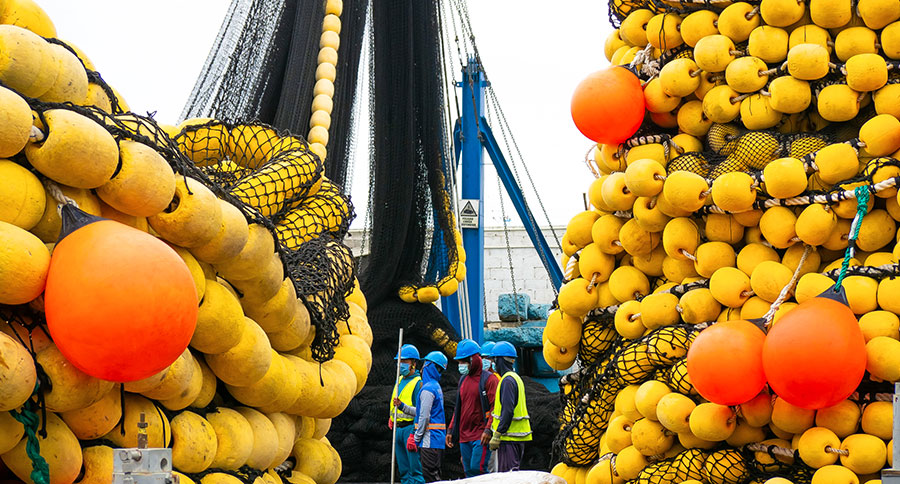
[
  {"xmin": 181, "ymin": 0, "xmax": 366, "ymax": 188},
  {"xmin": 666, "ymin": 122, "xmax": 853, "ymax": 179},
  {"xmin": 19, "ymin": 63, "xmax": 356, "ymax": 362},
  {"xmin": 554, "ymin": 312, "xmax": 698, "ymax": 467}
]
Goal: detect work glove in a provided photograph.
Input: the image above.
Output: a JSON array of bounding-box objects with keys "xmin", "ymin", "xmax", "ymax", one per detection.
[
  {"xmin": 489, "ymin": 432, "xmax": 501, "ymax": 451},
  {"xmin": 388, "ymin": 419, "xmax": 394, "ymax": 430},
  {"xmin": 407, "ymin": 433, "xmax": 418, "ymax": 452}
]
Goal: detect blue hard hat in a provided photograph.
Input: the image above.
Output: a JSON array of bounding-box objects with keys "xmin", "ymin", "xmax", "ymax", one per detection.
[
  {"xmin": 480, "ymin": 341, "xmax": 496, "ymax": 357},
  {"xmin": 394, "ymin": 344, "xmax": 421, "ymax": 360},
  {"xmin": 454, "ymin": 339, "xmax": 481, "ymax": 360},
  {"xmin": 492, "ymin": 341, "xmax": 517, "ymax": 358},
  {"xmin": 424, "ymin": 351, "xmax": 448, "ymax": 369}
]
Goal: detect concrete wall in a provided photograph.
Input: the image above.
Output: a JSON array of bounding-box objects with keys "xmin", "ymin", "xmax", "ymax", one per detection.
[{"xmin": 345, "ymin": 226, "xmax": 564, "ymax": 321}]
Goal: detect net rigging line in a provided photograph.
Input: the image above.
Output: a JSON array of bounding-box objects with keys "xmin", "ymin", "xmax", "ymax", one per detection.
[{"xmin": 439, "ymin": 0, "xmax": 564, "ymax": 287}]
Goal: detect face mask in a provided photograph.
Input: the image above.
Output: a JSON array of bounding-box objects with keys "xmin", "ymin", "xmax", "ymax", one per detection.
[
  {"xmin": 458, "ymin": 363, "xmax": 469, "ymax": 376},
  {"xmin": 400, "ymin": 363, "xmax": 411, "ymax": 375},
  {"xmin": 482, "ymin": 359, "xmax": 492, "ymax": 372}
]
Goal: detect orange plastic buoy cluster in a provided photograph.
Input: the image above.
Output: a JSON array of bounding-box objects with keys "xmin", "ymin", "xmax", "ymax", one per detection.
[
  {"xmin": 763, "ymin": 297, "xmax": 867, "ymax": 409},
  {"xmin": 571, "ymin": 66, "xmax": 645, "ymax": 144},
  {"xmin": 44, "ymin": 220, "xmax": 199, "ymax": 382},
  {"xmin": 686, "ymin": 319, "xmax": 767, "ymax": 405}
]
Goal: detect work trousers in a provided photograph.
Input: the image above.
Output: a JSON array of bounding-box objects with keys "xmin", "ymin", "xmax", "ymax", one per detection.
[
  {"xmin": 497, "ymin": 441, "xmax": 525, "ymax": 472},
  {"xmin": 395, "ymin": 425, "xmax": 424, "ymax": 484},
  {"xmin": 459, "ymin": 440, "xmax": 491, "ymax": 477},
  {"xmin": 419, "ymin": 447, "xmax": 443, "ymax": 482}
]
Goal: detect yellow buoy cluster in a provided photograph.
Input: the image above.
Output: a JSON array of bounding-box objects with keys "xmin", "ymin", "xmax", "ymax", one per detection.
[
  {"xmin": 608, "ymin": 0, "xmax": 900, "ymax": 134},
  {"xmin": 547, "ymin": 0, "xmax": 900, "ymax": 482},
  {"xmin": 0, "ymin": 1, "xmax": 370, "ymax": 484}
]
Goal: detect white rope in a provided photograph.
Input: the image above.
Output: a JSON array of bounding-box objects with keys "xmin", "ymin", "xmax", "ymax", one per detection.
[
  {"xmin": 745, "ymin": 442, "xmax": 794, "ymax": 459},
  {"xmin": 42, "ymin": 179, "xmax": 79, "ymax": 210},
  {"xmin": 705, "ymin": 176, "xmax": 898, "ymax": 215},
  {"xmin": 584, "ymin": 144, "xmax": 600, "ymax": 178},
  {"xmin": 29, "ymin": 125, "xmax": 45, "ymax": 143},
  {"xmin": 630, "ymin": 44, "xmax": 660, "ymax": 78},
  {"xmin": 762, "ymin": 244, "xmax": 811, "ymax": 327}
]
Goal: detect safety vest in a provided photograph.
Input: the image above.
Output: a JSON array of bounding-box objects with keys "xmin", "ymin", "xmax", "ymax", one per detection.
[
  {"xmin": 390, "ymin": 375, "xmax": 421, "ymax": 422},
  {"xmin": 491, "ymin": 371, "xmax": 532, "ymax": 441}
]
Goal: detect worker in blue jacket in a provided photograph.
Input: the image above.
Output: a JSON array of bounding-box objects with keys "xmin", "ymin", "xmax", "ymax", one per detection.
[
  {"xmin": 390, "ymin": 344, "xmax": 424, "ymax": 484},
  {"xmin": 395, "ymin": 351, "xmax": 447, "ymax": 482}
]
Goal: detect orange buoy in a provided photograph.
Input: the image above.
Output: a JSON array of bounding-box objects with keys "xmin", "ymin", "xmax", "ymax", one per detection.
[
  {"xmin": 763, "ymin": 297, "xmax": 866, "ymax": 409},
  {"xmin": 571, "ymin": 66, "xmax": 645, "ymax": 144},
  {"xmin": 44, "ymin": 216, "xmax": 198, "ymax": 382},
  {"xmin": 687, "ymin": 319, "xmax": 767, "ymax": 405}
]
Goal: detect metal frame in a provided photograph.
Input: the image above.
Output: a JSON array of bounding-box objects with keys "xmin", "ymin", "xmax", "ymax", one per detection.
[{"xmin": 441, "ymin": 57, "xmax": 563, "ymax": 343}]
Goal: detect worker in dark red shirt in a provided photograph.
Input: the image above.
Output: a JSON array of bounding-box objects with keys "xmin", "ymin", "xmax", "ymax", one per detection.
[{"xmin": 445, "ymin": 339, "xmax": 499, "ymax": 477}]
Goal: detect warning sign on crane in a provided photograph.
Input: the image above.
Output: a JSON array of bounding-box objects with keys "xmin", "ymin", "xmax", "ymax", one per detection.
[{"xmin": 459, "ymin": 199, "xmax": 479, "ymax": 229}]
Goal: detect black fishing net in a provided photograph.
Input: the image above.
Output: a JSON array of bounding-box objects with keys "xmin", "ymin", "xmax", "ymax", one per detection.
[
  {"xmin": 181, "ymin": 0, "xmax": 367, "ymax": 187},
  {"xmin": 664, "ymin": 121, "xmax": 854, "ymax": 179},
  {"xmin": 578, "ymin": 317, "xmax": 620, "ymax": 367},
  {"xmin": 553, "ymin": 311, "xmax": 697, "ymax": 466},
  {"xmin": 8, "ymin": 49, "xmax": 357, "ymax": 363},
  {"xmin": 359, "ymin": 0, "xmax": 460, "ymax": 305}
]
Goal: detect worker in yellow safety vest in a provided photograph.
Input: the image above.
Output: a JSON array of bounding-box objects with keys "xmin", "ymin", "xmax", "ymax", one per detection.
[
  {"xmin": 390, "ymin": 344, "xmax": 424, "ymax": 484},
  {"xmin": 487, "ymin": 341, "xmax": 532, "ymax": 472}
]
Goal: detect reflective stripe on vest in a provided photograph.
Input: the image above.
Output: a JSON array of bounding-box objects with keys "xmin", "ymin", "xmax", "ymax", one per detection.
[
  {"xmin": 390, "ymin": 376, "xmax": 421, "ymax": 422},
  {"xmin": 416, "ymin": 423, "xmax": 447, "ymax": 430},
  {"xmin": 491, "ymin": 371, "xmax": 532, "ymax": 442}
]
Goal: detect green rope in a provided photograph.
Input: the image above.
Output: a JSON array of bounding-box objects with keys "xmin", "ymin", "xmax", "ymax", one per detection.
[
  {"xmin": 834, "ymin": 185, "xmax": 871, "ymax": 291},
  {"xmin": 10, "ymin": 405, "xmax": 50, "ymax": 484}
]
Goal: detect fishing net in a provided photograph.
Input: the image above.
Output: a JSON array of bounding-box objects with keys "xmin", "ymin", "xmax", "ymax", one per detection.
[
  {"xmin": 15, "ymin": 56, "xmax": 357, "ymax": 363},
  {"xmin": 664, "ymin": 121, "xmax": 855, "ymax": 179},
  {"xmin": 181, "ymin": 0, "xmax": 367, "ymax": 188},
  {"xmin": 552, "ymin": 281, "xmax": 703, "ymax": 466},
  {"xmin": 578, "ymin": 317, "xmax": 620, "ymax": 367}
]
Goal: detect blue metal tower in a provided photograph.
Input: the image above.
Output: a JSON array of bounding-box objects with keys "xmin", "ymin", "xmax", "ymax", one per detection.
[{"xmin": 441, "ymin": 56, "xmax": 564, "ymax": 343}]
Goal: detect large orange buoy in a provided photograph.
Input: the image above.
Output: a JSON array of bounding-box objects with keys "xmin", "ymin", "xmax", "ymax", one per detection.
[
  {"xmin": 686, "ymin": 319, "xmax": 767, "ymax": 405},
  {"xmin": 762, "ymin": 297, "xmax": 866, "ymax": 409},
  {"xmin": 44, "ymin": 215, "xmax": 198, "ymax": 382},
  {"xmin": 571, "ymin": 66, "xmax": 645, "ymax": 144}
]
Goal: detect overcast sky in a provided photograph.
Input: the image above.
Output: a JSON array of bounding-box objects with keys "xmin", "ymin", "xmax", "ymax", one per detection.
[{"xmin": 40, "ymin": 0, "xmax": 613, "ymax": 229}]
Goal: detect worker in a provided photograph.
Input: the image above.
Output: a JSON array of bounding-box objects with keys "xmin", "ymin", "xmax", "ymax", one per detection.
[
  {"xmin": 487, "ymin": 341, "xmax": 532, "ymax": 472},
  {"xmin": 479, "ymin": 341, "xmax": 499, "ymax": 473},
  {"xmin": 480, "ymin": 341, "xmax": 496, "ymax": 375},
  {"xmin": 395, "ymin": 350, "xmax": 447, "ymax": 482},
  {"xmin": 390, "ymin": 344, "xmax": 424, "ymax": 484},
  {"xmin": 446, "ymin": 339, "xmax": 499, "ymax": 477}
]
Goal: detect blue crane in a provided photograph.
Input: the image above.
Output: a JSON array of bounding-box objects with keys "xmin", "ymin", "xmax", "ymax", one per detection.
[{"xmin": 441, "ymin": 56, "xmax": 564, "ymax": 344}]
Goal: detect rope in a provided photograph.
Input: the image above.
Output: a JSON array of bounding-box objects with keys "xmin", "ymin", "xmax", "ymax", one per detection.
[
  {"xmin": 41, "ymin": 179, "xmax": 79, "ymax": 209},
  {"xmin": 586, "ymin": 278, "xmax": 709, "ymax": 317},
  {"xmin": 762, "ymin": 244, "xmax": 811, "ymax": 327},
  {"xmin": 700, "ymin": 175, "xmax": 898, "ymax": 215},
  {"xmin": 29, "ymin": 126, "xmax": 45, "ymax": 143},
  {"xmin": 745, "ymin": 442, "xmax": 795, "ymax": 460},
  {"xmin": 584, "ymin": 144, "xmax": 600, "ymax": 178},
  {"xmin": 10, "ymin": 399, "xmax": 50, "ymax": 484},
  {"xmin": 826, "ymin": 446, "xmax": 850, "ymax": 456},
  {"xmin": 835, "ymin": 186, "xmax": 870, "ymax": 291}
]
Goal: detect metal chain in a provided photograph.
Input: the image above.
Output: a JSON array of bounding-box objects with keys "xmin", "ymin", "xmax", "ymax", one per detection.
[
  {"xmin": 484, "ymin": 91, "xmax": 560, "ymax": 295},
  {"xmin": 497, "ymin": 176, "xmax": 522, "ymax": 324},
  {"xmin": 485, "ymin": 86, "xmax": 562, "ymax": 252}
]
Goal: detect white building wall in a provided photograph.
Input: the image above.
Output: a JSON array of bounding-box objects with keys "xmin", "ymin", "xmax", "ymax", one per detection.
[{"xmin": 344, "ymin": 226, "xmax": 564, "ymax": 321}]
